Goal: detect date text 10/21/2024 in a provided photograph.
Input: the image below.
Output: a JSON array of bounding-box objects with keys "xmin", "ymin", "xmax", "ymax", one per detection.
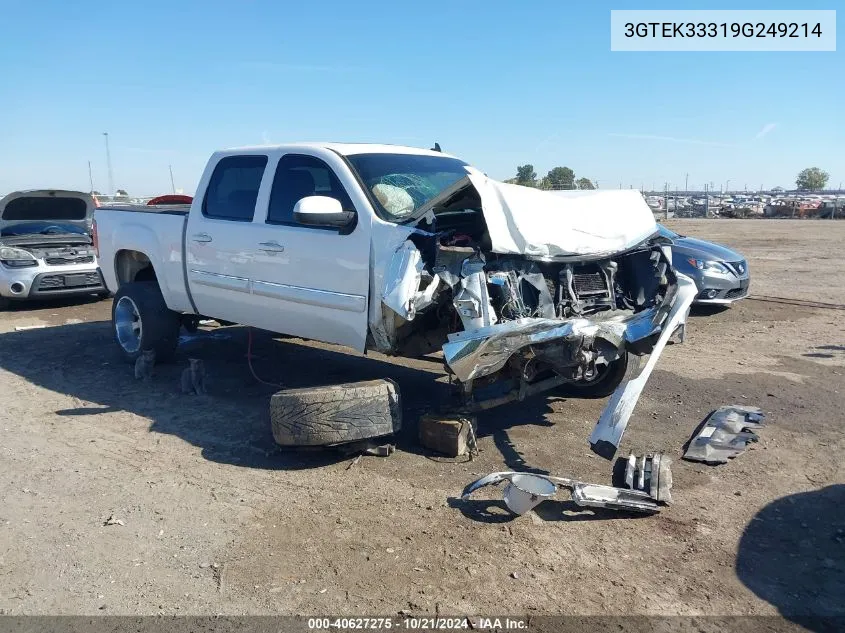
[{"xmin": 307, "ymin": 617, "xmax": 528, "ymax": 630}]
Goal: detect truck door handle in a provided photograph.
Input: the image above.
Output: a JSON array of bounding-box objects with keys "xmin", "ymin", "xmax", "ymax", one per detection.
[
  {"xmin": 191, "ymin": 233, "xmax": 212, "ymax": 243},
  {"xmin": 258, "ymin": 241, "xmax": 285, "ymax": 252}
]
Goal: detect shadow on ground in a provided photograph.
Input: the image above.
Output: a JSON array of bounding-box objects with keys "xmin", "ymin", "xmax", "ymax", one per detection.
[
  {"xmin": 0, "ymin": 321, "xmax": 561, "ymax": 473},
  {"xmin": 803, "ymin": 344, "xmax": 845, "ymax": 359},
  {"xmin": 689, "ymin": 304, "xmax": 730, "ymax": 318},
  {"xmin": 736, "ymin": 484, "xmax": 845, "ymax": 631},
  {"xmin": 0, "ymin": 294, "xmax": 105, "ymax": 313}
]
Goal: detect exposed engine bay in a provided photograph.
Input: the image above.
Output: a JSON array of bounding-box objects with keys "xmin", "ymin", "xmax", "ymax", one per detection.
[
  {"xmin": 377, "ymin": 187, "xmax": 676, "ymax": 383},
  {"xmin": 372, "ymin": 176, "xmax": 697, "ymax": 459}
]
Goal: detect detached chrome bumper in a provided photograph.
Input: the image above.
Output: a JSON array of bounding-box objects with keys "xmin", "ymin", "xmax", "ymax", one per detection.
[
  {"xmin": 588, "ymin": 273, "xmax": 697, "ymax": 458},
  {"xmin": 442, "ymin": 273, "xmax": 697, "ymax": 459}
]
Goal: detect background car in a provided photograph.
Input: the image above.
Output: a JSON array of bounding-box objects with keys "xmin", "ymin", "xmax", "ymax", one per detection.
[
  {"xmin": 0, "ymin": 189, "xmax": 106, "ymax": 309},
  {"xmin": 658, "ymin": 224, "xmax": 750, "ymax": 305}
]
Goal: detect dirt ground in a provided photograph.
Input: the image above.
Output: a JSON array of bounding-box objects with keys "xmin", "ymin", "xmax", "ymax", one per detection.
[{"xmin": 0, "ymin": 219, "xmax": 842, "ymax": 618}]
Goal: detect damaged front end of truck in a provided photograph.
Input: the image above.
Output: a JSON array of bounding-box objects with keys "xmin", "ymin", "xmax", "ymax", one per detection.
[{"xmin": 365, "ymin": 167, "xmax": 696, "ymax": 459}]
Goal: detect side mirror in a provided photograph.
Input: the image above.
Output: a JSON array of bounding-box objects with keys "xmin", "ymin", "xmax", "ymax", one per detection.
[{"xmin": 293, "ymin": 196, "xmax": 355, "ymax": 229}]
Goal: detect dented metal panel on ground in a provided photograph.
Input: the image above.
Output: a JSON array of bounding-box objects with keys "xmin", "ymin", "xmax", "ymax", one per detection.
[{"xmin": 684, "ymin": 405, "xmax": 768, "ymax": 464}]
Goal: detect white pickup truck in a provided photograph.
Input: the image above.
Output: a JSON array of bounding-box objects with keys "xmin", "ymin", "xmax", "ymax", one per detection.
[{"xmin": 94, "ymin": 143, "xmax": 696, "ymax": 457}]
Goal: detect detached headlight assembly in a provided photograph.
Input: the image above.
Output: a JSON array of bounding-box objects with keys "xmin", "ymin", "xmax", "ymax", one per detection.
[
  {"xmin": 687, "ymin": 258, "xmax": 728, "ymax": 274},
  {"xmin": 0, "ymin": 246, "xmax": 38, "ymax": 268}
]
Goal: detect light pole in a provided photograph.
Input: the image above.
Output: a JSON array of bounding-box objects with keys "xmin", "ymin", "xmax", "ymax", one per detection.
[
  {"xmin": 169, "ymin": 165, "xmax": 176, "ymax": 194},
  {"xmin": 102, "ymin": 132, "xmax": 114, "ymax": 197}
]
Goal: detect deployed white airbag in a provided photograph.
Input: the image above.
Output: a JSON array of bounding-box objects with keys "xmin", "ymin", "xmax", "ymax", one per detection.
[{"xmin": 466, "ymin": 172, "xmax": 657, "ymax": 258}]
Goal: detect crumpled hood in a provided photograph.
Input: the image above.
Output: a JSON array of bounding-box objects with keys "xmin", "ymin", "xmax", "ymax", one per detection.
[{"xmin": 465, "ymin": 171, "xmax": 657, "ymax": 258}]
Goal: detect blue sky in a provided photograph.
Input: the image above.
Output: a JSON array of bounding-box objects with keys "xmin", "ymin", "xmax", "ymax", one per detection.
[{"xmin": 0, "ymin": 0, "xmax": 841, "ymax": 195}]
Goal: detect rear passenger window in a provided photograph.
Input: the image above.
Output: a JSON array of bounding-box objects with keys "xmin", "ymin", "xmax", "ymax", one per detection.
[
  {"xmin": 202, "ymin": 155, "xmax": 268, "ymax": 221},
  {"xmin": 267, "ymin": 154, "xmax": 354, "ymax": 225}
]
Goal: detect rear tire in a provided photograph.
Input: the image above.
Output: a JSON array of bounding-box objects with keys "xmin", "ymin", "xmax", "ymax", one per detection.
[
  {"xmin": 559, "ymin": 352, "xmax": 629, "ymax": 399},
  {"xmin": 270, "ymin": 379, "xmax": 402, "ymax": 447},
  {"xmin": 111, "ymin": 282, "xmax": 180, "ymax": 363}
]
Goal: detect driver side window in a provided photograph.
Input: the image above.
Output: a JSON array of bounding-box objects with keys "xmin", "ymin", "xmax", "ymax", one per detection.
[{"xmin": 267, "ymin": 154, "xmax": 354, "ymax": 225}]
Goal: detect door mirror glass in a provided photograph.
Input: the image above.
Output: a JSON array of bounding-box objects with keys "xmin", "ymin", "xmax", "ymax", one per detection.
[{"xmin": 293, "ymin": 196, "xmax": 355, "ymax": 228}]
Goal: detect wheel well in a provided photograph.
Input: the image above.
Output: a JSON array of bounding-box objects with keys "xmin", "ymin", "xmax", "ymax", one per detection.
[{"xmin": 114, "ymin": 250, "xmax": 158, "ymax": 285}]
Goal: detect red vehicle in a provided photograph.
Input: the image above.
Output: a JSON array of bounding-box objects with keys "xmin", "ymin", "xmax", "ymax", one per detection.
[{"xmin": 146, "ymin": 194, "xmax": 193, "ymax": 206}]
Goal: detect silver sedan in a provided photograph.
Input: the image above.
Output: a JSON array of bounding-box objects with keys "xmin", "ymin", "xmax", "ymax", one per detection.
[{"xmin": 658, "ymin": 225, "xmax": 750, "ymax": 305}]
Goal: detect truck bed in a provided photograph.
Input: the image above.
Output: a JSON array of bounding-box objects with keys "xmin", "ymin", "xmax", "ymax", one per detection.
[
  {"xmin": 96, "ymin": 204, "xmax": 190, "ymax": 215},
  {"xmin": 94, "ymin": 206, "xmax": 193, "ymax": 313}
]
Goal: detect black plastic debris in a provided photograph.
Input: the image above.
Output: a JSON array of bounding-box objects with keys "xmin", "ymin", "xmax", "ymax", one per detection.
[{"xmin": 683, "ymin": 405, "xmax": 767, "ymax": 465}]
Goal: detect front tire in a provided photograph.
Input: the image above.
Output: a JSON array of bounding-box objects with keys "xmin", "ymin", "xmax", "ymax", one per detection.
[
  {"xmin": 112, "ymin": 282, "xmax": 180, "ymax": 363},
  {"xmin": 560, "ymin": 352, "xmax": 629, "ymax": 399}
]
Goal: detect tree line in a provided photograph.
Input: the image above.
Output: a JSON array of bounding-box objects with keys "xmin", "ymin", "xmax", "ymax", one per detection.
[
  {"xmin": 504, "ymin": 165, "xmax": 595, "ymax": 190},
  {"xmin": 795, "ymin": 167, "xmax": 829, "ymax": 191},
  {"xmin": 501, "ymin": 165, "xmax": 833, "ymax": 193}
]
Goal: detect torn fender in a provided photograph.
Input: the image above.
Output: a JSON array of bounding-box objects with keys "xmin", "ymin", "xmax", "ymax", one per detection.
[
  {"xmin": 381, "ymin": 240, "xmax": 438, "ymax": 320},
  {"xmin": 367, "ymin": 224, "xmax": 424, "ymax": 352}
]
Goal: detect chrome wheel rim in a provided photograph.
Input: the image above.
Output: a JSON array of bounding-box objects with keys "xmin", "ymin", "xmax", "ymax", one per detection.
[{"xmin": 114, "ymin": 296, "xmax": 142, "ymax": 354}]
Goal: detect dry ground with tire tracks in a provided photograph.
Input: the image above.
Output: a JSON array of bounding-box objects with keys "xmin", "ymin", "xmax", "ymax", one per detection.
[{"xmin": 0, "ymin": 220, "xmax": 843, "ymax": 618}]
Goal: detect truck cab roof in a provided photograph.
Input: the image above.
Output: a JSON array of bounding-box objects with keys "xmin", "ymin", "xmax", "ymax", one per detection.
[{"xmin": 217, "ymin": 142, "xmax": 455, "ymax": 159}]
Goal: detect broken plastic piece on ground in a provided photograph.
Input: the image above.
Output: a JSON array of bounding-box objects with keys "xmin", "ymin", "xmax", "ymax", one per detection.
[
  {"xmin": 460, "ymin": 470, "xmax": 660, "ymax": 516},
  {"xmin": 503, "ymin": 474, "xmax": 557, "ymax": 514},
  {"xmin": 337, "ymin": 439, "xmax": 396, "ymax": 458},
  {"xmin": 569, "ymin": 482, "xmax": 662, "ymax": 514},
  {"xmin": 364, "ymin": 443, "xmax": 395, "ymax": 457},
  {"xmin": 683, "ymin": 405, "xmax": 766, "ymax": 465},
  {"xmin": 624, "ymin": 452, "xmax": 673, "ymax": 504}
]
